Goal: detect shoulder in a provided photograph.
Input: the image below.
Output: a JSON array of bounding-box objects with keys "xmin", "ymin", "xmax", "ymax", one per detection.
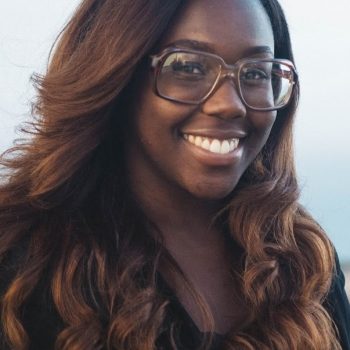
[
  {"xmin": 0, "ymin": 247, "xmax": 24, "ymax": 349},
  {"xmin": 0, "ymin": 242, "xmax": 62, "ymax": 349},
  {"xmin": 323, "ymin": 252, "xmax": 350, "ymax": 349}
]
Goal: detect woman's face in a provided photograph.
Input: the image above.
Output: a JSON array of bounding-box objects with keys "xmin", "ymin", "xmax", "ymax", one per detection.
[{"xmin": 127, "ymin": 0, "xmax": 275, "ymax": 200}]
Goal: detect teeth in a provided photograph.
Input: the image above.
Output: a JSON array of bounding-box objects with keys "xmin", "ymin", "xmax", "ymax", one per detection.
[
  {"xmin": 183, "ymin": 134, "xmax": 240, "ymax": 154},
  {"xmin": 221, "ymin": 140, "xmax": 230, "ymax": 153},
  {"xmin": 195, "ymin": 136, "xmax": 202, "ymax": 146},
  {"xmin": 210, "ymin": 139, "xmax": 221, "ymax": 153},
  {"xmin": 230, "ymin": 140, "xmax": 234, "ymax": 151},
  {"xmin": 201, "ymin": 138, "xmax": 210, "ymax": 150}
]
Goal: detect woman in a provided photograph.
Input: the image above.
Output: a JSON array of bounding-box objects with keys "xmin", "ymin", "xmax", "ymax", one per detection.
[{"xmin": 0, "ymin": 0, "xmax": 349, "ymax": 349}]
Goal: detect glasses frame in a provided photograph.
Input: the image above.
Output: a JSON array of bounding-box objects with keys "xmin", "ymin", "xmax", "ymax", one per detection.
[{"xmin": 150, "ymin": 47, "xmax": 298, "ymax": 111}]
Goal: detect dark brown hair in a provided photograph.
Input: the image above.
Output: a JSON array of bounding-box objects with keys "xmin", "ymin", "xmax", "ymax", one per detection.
[{"xmin": 0, "ymin": 0, "xmax": 341, "ymax": 349}]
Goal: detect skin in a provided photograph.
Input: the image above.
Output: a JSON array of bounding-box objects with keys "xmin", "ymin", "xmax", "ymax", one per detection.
[{"xmin": 126, "ymin": 0, "xmax": 275, "ymax": 333}]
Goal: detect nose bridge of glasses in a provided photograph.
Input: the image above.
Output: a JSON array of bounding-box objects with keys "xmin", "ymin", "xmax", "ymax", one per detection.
[
  {"xmin": 215, "ymin": 65, "xmax": 240, "ymax": 96},
  {"xmin": 221, "ymin": 68, "xmax": 236, "ymax": 81},
  {"xmin": 218, "ymin": 60, "xmax": 240, "ymax": 85},
  {"xmin": 208, "ymin": 65, "xmax": 247, "ymax": 112}
]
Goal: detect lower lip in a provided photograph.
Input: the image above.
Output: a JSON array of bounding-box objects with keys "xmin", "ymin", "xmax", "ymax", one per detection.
[{"xmin": 181, "ymin": 137, "xmax": 244, "ymax": 166}]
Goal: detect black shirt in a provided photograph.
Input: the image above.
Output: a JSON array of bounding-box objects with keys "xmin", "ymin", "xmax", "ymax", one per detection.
[
  {"xmin": 1, "ymin": 254, "xmax": 349, "ymax": 349},
  {"xmin": 323, "ymin": 254, "xmax": 350, "ymax": 350},
  {"xmin": 157, "ymin": 254, "xmax": 350, "ymax": 349}
]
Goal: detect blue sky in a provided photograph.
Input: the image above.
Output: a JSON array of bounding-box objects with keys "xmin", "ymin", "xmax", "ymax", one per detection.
[
  {"xmin": 279, "ymin": 0, "xmax": 350, "ymax": 262},
  {"xmin": 1, "ymin": 1, "xmax": 349, "ymax": 262}
]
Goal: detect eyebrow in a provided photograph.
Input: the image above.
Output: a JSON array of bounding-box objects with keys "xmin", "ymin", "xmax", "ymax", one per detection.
[
  {"xmin": 167, "ymin": 39, "xmax": 217, "ymax": 53},
  {"xmin": 242, "ymin": 46, "xmax": 274, "ymax": 57},
  {"xmin": 166, "ymin": 39, "xmax": 274, "ymax": 57}
]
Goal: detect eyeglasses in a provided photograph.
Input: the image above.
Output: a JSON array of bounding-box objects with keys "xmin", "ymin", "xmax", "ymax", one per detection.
[{"xmin": 150, "ymin": 47, "xmax": 297, "ymax": 111}]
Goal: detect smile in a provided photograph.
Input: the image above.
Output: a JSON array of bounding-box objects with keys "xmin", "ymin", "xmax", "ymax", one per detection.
[{"xmin": 183, "ymin": 133, "xmax": 240, "ymax": 155}]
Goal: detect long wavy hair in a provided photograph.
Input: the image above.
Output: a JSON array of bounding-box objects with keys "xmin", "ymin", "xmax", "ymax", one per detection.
[{"xmin": 0, "ymin": 0, "xmax": 341, "ymax": 349}]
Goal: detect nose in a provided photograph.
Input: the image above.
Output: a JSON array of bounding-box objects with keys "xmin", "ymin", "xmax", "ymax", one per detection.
[{"xmin": 201, "ymin": 79, "xmax": 247, "ymax": 120}]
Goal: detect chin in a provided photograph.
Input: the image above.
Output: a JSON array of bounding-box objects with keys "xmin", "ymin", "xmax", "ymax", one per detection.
[{"xmin": 187, "ymin": 180, "xmax": 238, "ymax": 201}]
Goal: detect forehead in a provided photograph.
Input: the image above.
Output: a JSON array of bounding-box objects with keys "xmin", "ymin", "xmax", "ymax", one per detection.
[{"xmin": 161, "ymin": 0, "xmax": 274, "ymax": 60}]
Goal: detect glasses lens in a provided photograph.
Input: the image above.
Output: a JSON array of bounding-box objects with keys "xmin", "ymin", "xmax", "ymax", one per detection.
[
  {"xmin": 239, "ymin": 61, "xmax": 295, "ymax": 109},
  {"xmin": 156, "ymin": 52, "xmax": 220, "ymax": 103}
]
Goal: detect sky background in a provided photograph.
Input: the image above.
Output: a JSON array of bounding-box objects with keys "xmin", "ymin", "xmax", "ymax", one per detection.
[{"xmin": 1, "ymin": 1, "xmax": 349, "ymax": 262}]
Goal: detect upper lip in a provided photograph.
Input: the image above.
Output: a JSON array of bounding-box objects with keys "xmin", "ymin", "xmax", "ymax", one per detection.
[{"xmin": 181, "ymin": 129, "xmax": 248, "ymax": 140}]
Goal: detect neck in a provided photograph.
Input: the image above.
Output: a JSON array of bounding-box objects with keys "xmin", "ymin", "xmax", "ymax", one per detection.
[
  {"xmin": 127, "ymin": 171, "xmax": 228, "ymax": 252},
  {"xmin": 136, "ymin": 179, "xmax": 223, "ymax": 238}
]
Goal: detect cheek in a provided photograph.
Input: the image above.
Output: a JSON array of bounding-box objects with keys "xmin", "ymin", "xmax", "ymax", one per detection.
[
  {"xmin": 242, "ymin": 111, "xmax": 277, "ymax": 164},
  {"xmin": 132, "ymin": 84, "xmax": 198, "ymax": 142},
  {"xmin": 251, "ymin": 111, "xmax": 277, "ymax": 140}
]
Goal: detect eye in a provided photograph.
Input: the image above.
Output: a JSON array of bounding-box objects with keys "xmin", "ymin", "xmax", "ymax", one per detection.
[
  {"xmin": 171, "ymin": 60, "xmax": 206, "ymax": 76},
  {"xmin": 241, "ymin": 68, "xmax": 269, "ymax": 81}
]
